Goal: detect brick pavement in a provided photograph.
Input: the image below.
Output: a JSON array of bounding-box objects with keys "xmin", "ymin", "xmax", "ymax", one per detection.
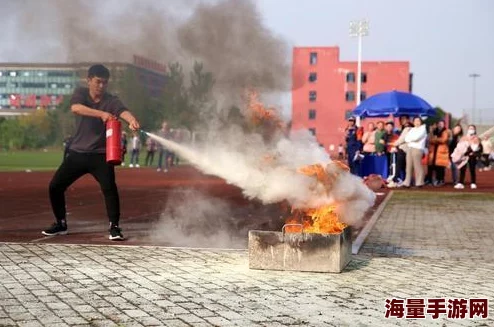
[
  {"xmin": 0, "ymin": 242, "xmax": 492, "ymax": 326},
  {"xmin": 360, "ymin": 191, "xmax": 494, "ymax": 260},
  {"xmin": 1, "ymin": 191, "xmax": 493, "ymax": 326}
]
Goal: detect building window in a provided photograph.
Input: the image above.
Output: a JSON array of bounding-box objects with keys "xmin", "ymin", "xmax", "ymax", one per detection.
[
  {"xmin": 310, "ymin": 52, "xmax": 318, "ymax": 65},
  {"xmin": 345, "ymin": 110, "xmax": 354, "ymax": 120},
  {"xmin": 50, "ymin": 83, "xmax": 57, "ymax": 88},
  {"xmin": 361, "ymin": 73, "xmax": 367, "ymax": 83},
  {"xmin": 346, "ymin": 72, "xmax": 355, "ymax": 83},
  {"xmin": 309, "ymin": 91, "xmax": 317, "ymax": 102},
  {"xmin": 308, "ymin": 72, "xmax": 317, "ymax": 83},
  {"xmin": 345, "ymin": 91, "xmax": 355, "ymax": 102},
  {"xmin": 22, "ymin": 82, "xmax": 46, "ymax": 88},
  {"xmin": 308, "ymin": 128, "xmax": 316, "ymax": 136},
  {"xmin": 47, "ymin": 71, "xmax": 73, "ymax": 77},
  {"xmin": 9, "ymin": 71, "xmax": 17, "ymax": 77},
  {"xmin": 309, "ymin": 109, "xmax": 316, "ymax": 120},
  {"xmin": 360, "ymin": 91, "xmax": 367, "ymax": 101}
]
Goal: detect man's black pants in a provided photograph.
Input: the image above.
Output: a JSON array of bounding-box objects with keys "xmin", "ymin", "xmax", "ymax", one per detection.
[{"xmin": 49, "ymin": 150, "xmax": 120, "ymax": 225}]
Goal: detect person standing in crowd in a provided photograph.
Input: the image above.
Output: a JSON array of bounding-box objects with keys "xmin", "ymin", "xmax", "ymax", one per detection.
[
  {"xmin": 480, "ymin": 135, "xmax": 493, "ymax": 171},
  {"xmin": 452, "ymin": 125, "xmax": 483, "ymax": 189},
  {"xmin": 120, "ymin": 131, "xmax": 127, "ymax": 166},
  {"xmin": 401, "ymin": 117, "xmax": 427, "ymax": 188},
  {"xmin": 425, "ymin": 120, "xmax": 450, "ymax": 186},
  {"xmin": 344, "ymin": 117, "xmax": 362, "ymax": 175},
  {"xmin": 362, "ymin": 122, "xmax": 376, "ymax": 155},
  {"xmin": 172, "ymin": 129, "xmax": 183, "ymax": 166},
  {"xmin": 395, "ymin": 115, "xmax": 411, "ymax": 183},
  {"xmin": 374, "ymin": 121, "xmax": 386, "ymax": 156},
  {"xmin": 167, "ymin": 128, "xmax": 176, "ymax": 168},
  {"xmin": 423, "ymin": 122, "xmax": 437, "ymax": 184},
  {"xmin": 43, "ymin": 64, "xmax": 140, "ymax": 240},
  {"xmin": 157, "ymin": 121, "xmax": 170, "ymax": 173},
  {"xmin": 129, "ymin": 132, "xmax": 141, "ymax": 168},
  {"xmin": 145, "ymin": 137, "xmax": 157, "ymax": 166},
  {"xmin": 448, "ymin": 124, "xmax": 463, "ymax": 185},
  {"xmin": 384, "ymin": 121, "xmax": 399, "ymax": 184}
]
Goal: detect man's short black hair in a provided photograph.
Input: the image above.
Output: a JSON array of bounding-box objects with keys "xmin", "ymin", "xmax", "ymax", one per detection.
[{"xmin": 88, "ymin": 64, "xmax": 110, "ymax": 79}]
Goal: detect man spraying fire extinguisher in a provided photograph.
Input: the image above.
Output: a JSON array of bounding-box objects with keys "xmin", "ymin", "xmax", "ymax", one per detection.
[{"xmin": 43, "ymin": 64, "xmax": 140, "ymax": 241}]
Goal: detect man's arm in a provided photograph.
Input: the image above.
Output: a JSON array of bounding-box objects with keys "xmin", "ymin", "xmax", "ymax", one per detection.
[
  {"xmin": 119, "ymin": 110, "xmax": 140, "ymax": 131},
  {"xmin": 71, "ymin": 104, "xmax": 115, "ymax": 122}
]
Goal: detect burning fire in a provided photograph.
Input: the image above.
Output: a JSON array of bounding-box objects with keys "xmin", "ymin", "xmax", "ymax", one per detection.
[
  {"xmin": 244, "ymin": 90, "xmax": 349, "ymax": 235},
  {"xmin": 245, "ymin": 89, "xmax": 283, "ymax": 128},
  {"xmin": 285, "ymin": 205, "xmax": 346, "ymax": 234},
  {"xmin": 285, "ymin": 163, "xmax": 347, "ymax": 234}
]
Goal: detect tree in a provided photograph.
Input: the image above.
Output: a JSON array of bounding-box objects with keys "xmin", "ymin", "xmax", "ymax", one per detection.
[
  {"xmin": 158, "ymin": 61, "xmax": 221, "ymax": 132},
  {"xmin": 225, "ymin": 105, "xmax": 245, "ymax": 127},
  {"xmin": 424, "ymin": 107, "xmax": 462, "ymax": 128},
  {"xmin": 189, "ymin": 61, "xmax": 216, "ymax": 126},
  {"xmin": 52, "ymin": 96, "xmax": 76, "ymax": 145},
  {"xmin": 424, "ymin": 107, "xmax": 447, "ymax": 126},
  {"xmin": 160, "ymin": 62, "xmax": 191, "ymax": 130},
  {"xmin": 0, "ymin": 118, "xmax": 24, "ymax": 150},
  {"xmin": 116, "ymin": 67, "xmax": 163, "ymax": 132},
  {"xmin": 0, "ymin": 109, "xmax": 56, "ymax": 150},
  {"xmin": 18, "ymin": 109, "xmax": 56, "ymax": 148}
]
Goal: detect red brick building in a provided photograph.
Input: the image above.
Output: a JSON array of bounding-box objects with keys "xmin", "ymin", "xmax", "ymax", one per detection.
[{"xmin": 291, "ymin": 46, "xmax": 411, "ymax": 154}]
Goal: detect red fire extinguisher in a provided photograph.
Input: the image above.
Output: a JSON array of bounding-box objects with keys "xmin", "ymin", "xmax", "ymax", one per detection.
[{"xmin": 106, "ymin": 119, "xmax": 122, "ymax": 165}]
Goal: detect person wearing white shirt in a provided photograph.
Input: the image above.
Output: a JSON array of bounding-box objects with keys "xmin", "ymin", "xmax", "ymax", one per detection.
[
  {"xmin": 402, "ymin": 117, "xmax": 427, "ymax": 187},
  {"xmin": 129, "ymin": 132, "xmax": 141, "ymax": 168}
]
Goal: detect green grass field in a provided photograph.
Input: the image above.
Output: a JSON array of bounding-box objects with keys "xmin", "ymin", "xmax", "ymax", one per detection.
[
  {"xmin": 0, "ymin": 150, "xmax": 64, "ymax": 172},
  {"xmin": 0, "ymin": 150, "xmax": 178, "ymax": 171}
]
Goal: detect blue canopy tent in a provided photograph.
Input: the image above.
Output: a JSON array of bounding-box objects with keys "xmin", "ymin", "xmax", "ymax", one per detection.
[{"xmin": 352, "ymin": 90, "xmax": 436, "ymax": 118}]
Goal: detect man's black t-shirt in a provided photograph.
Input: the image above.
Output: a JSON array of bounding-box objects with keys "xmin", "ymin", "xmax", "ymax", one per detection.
[{"xmin": 69, "ymin": 87, "xmax": 126, "ymax": 153}]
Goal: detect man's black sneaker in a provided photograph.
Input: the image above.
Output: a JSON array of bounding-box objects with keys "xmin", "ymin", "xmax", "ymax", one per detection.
[
  {"xmin": 109, "ymin": 225, "xmax": 124, "ymax": 241},
  {"xmin": 42, "ymin": 222, "xmax": 68, "ymax": 236}
]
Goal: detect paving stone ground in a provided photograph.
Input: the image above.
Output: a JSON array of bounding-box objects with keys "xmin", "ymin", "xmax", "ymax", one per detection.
[
  {"xmin": 360, "ymin": 191, "xmax": 494, "ymax": 260},
  {"xmin": 1, "ymin": 191, "xmax": 493, "ymax": 326}
]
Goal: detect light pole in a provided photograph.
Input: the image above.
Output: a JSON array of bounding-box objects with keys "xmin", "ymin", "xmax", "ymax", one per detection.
[
  {"xmin": 469, "ymin": 73, "xmax": 480, "ymax": 124},
  {"xmin": 349, "ymin": 19, "xmax": 369, "ymax": 126}
]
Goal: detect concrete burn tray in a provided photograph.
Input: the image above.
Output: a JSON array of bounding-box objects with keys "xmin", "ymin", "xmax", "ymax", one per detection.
[{"xmin": 248, "ymin": 226, "xmax": 352, "ymax": 273}]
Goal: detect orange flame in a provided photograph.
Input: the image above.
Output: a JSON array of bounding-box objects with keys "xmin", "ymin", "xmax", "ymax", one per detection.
[
  {"xmin": 246, "ymin": 89, "xmax": 283, "ymax": 128},
  {"xmin": 285, "ymin": 163, "xmax": 347, "ymax": 234},
  {"xmin": 285, "ymin": 205, "xmax": 346, "ymax": 234},
  {"xmin": 297, "ymin": 164, "xmax": 331, "ymax": 188}
]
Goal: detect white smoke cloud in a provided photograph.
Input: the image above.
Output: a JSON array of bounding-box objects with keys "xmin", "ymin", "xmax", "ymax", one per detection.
[
  {"xmin": 145, "ymin": 126, "xmax": 376, "ymax": 228},
  {"xmin": 148, "ymin": 189, "xmax": 246, "ymax": 248}
]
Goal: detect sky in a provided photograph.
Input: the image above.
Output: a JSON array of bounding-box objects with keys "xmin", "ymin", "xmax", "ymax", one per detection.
[
  {"xmin": 2, "ymin": 0, "xmax": 493, "ymax": 122},
  {"xmin": 255, "ymin": 0, "xmax": 494, "ymax": 121}
]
